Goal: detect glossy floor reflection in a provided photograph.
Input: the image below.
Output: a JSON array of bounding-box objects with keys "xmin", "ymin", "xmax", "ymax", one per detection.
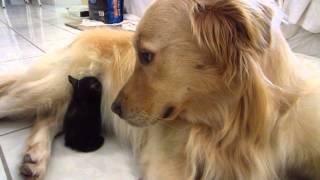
[{"xmin": 0, "ymin": 4, "xmax": 139, "ymax": 180}]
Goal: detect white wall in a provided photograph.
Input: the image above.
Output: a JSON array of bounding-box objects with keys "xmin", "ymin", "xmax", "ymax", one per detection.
[
  {"xmin": 124, "ymin": 0, "xmax": 154, "ymax": 17},
  {"xmin": 41, "ymin": 0, "xmax": 81, "ymax": 6}
]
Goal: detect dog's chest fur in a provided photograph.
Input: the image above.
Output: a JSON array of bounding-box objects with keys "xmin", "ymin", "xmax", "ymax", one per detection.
[{"xmin": 139, "ymin": 121, "xmax": 192, "ymax": 180}]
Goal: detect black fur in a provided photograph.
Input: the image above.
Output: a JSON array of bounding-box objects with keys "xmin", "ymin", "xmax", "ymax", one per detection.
[{"xmin": 63, "ymin": 75, "xmax": 104, "ymax": 152}]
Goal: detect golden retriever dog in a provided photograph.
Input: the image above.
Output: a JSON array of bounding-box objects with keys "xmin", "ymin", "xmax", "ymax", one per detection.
[
  {"xmin": 0, "ymin": 28, "xmax": 138, "ymax": 179},
  {"xmin": 112, "ymin": 0, "xmax": 320, "ymax": 179},
  {"xmin": 1, "ymin": 0, "xmax": 320, "ymax": 180}
]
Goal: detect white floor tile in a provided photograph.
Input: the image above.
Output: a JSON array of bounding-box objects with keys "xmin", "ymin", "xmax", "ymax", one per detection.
[
  {"xmin": 0, "ymin": 148, "xmax": 9, "ymax": 180},
  {"xmin": 45, "ymin": 18, "xmax": 82, "ymax": 35},
  {"xmin": 0, "ymin": 26, "xmax": 23, "ymax": 39},
  {"xmin": 0, "ymin": 22, "xmax": 7, "ymax": 28},
  {"xmin": 0, "ymin": 129, "xmax": 139, "ymax": 180},
  {"xmin": 5, "ymin": 18, "xmax": 44, "ymax": 29},
  {"xmin": 14, "ymin": 23, "xmax": 75, "ymax": 43},
  {"xmin": 0, "ymin": 26, "xmax": 16, "ymax": 36},
  {"xmin": 34, "ymin": 37, "xmax": 75, "ymax": 53},
  {"xmin": 0, "ymin": 128, "xmax": 30, "ymax": 180},
  {"xmin": 0, "ymin": 27, "xmax": 32, "ymax": 48},
  {"xmin": 0, "ymin": 41, "xmax": 43, "ymax": 62},
  {"xmin": 46, "ymin": 136, "xmax": 139, "ymax": 180},
  {"xmin": 0, "ymin": 57, "xmax": 40, "ymax": 72},
  {"xmin": 0, "ymin": 7, "xmax": 39, "ymax": 27},
  {"xmin": 0, "ymin": 119, "xmax": 31, "ymax": 136}
]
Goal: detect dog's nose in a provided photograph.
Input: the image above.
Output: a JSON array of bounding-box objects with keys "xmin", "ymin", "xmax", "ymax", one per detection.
[{"xmin": 111, "ymin": 99, "xmax": 122, "ymax": 117}]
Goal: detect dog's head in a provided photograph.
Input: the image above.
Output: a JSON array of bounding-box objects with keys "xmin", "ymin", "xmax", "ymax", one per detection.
[{"xmin": 112, "ymin": 0, "xmax": 275, "ymax": 128}]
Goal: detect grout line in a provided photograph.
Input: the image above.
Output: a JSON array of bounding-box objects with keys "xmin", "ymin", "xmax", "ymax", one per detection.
[
  {"xmin": 0, "ymin": 19, "xmax": 47, "ymax": 53},
  {"xmin": 0, "ymin": 145, "xmax": 12, "ymax": 180},
  {"xmin": 23, "ymin": 5, "xmax": 80, "ymax": 35},
  {"xmin": 29, "ymin": 6, "xmax": 82, "ymax": 35},
  {"xmin": 0, "ymin": 55, "xmax": 41, "ymax": 64},
  {"xmin": 0, "ymin": 21, "xmax": 7, "ymax": 27},
  {"xmin": 0, "ymin": 16, "xmax": 76, "ymax": 53},
  {"xmin": 0, "ymin": 5, "xmax": 78, "ymax": 51},
  {"xmin": 0, "ymin": 126, "xmax": 32, "ymax": 137}
]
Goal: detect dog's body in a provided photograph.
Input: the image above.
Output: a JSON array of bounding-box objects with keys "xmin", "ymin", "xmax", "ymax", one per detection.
[
  {"xmin": 0, "ymin": 0, "xmax": 320, "ymax": 179},
  {"xmin": 63, "ymin": 76, "xmax": 104, "ymax": 152},
  {"xmin": 0, "ymin": 28, "xmax": 139, "ymax": 179},
  {"xmin": 112, "ymin": 0, "xmax": 320, "ymax": 179}
]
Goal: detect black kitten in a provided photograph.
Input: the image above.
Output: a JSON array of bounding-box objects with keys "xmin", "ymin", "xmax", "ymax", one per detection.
[{"xmin": 63, "ymin": 75, "xmax": 104, "ymax": 152}]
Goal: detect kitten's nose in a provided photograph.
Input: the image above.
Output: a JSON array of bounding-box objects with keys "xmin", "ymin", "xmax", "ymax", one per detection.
[{"xmin": 111, "ymin": 99, "xmax": 122, "ymax": 117}]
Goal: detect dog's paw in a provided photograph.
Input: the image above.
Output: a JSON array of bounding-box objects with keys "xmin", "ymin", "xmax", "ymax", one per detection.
[
  {"xmin": 20, "ymin": 154, "xmax": 46, "ymax": 180},
  {"xmin": 20, "ymin": 144, "xmax": 49, "ymax": 180}
]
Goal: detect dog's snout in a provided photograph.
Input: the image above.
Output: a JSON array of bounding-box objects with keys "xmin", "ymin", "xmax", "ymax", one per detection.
[{"xmin": 112, "ymin": 99, "xmax": 122, "ymax": 117}]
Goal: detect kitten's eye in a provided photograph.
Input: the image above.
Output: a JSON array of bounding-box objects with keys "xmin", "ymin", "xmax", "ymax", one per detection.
[
  {"xmin": 90, "ymin": 83, "xmax": 101, "ymax": 91},
  {"xmin": 139, "ymin": 51, "xmax": 154, "ymax": 65}
]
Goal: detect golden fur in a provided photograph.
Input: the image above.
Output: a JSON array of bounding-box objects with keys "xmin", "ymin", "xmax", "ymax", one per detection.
[
  {"xmin": 114, "ymin": 0, "xmax": 320, "ymax": 179},
  {"xmin": 0, "ymin": 0, "xmax": 320, "ymax": 179},
  {"xmin": 0, "ymin": 28, "xmax": 140, "ymax": 179}
]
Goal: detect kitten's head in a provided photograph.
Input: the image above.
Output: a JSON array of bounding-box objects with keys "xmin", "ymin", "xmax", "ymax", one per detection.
[{"xmin": 68, "ymin": 75, "xmax": 102, "ymax": 101}]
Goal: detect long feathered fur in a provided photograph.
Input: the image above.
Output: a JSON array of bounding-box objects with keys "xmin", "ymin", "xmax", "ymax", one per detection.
[
  {"xmin": 1, "ymin": 1, "xmax": 320, "ymax": 179},
  {"xmin": 114, "ymin": 0, "xmax": 320, "ymax": 179},
  {"xmin": 0, "ymin": 28, "xmax": 144, "ymax": 155},
  {"xmin": 185, "ymin": 0, "xmax": 320, "ymax": 179}
]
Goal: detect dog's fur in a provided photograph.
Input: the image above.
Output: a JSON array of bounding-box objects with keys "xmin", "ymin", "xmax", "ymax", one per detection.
[
  {"xmin": 113, "ymin": 0, "xmax": 320, "ymax": 179},
  {"xmin": 63, "ymin": 76, "xmax": 104, "ymax": 152},
  {"xmin": 0, "ymin": 28, "xmax": 137, "ymax": 179},
  {"xmin": 1, "ymin": 0, "xmax": 320, "ymax": 179}
]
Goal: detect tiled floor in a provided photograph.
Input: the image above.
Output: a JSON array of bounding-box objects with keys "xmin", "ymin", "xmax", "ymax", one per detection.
[
  {"xmin": 0, "ymin": 4, "xmax": 138, "ymax": 180},
  {"xmin": 0, "ymin": 3, "xmax": 319, "ymax": 180}
]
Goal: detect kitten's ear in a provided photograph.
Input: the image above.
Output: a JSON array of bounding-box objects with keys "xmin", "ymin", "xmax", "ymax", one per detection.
[{"xmin": 68, "ymin": 75, "xmax": 78, "ymax": 87}]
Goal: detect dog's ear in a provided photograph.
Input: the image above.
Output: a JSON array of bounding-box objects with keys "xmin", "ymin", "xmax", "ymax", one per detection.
[
  {"xmin": 189, "ymin": 0, "xmax": 272, "ymax": 77},
  {"xmin": 68, "ymin": 75, "xmax": 78, "ymax": 88},
  {"xmin": 190, "ymin": 0, "xmax": 275, "ymax": 145}
]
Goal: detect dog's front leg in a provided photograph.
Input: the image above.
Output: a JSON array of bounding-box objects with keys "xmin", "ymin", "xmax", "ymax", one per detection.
[
  {"xmin": 0, "ymin": 73, "xmax": 20, "ymax": 96},
  {"xmin": 20, "ymin": 114, "xmax": 61, "ymax": 180}
]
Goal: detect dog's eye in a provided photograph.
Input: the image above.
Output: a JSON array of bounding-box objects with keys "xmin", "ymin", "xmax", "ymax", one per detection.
[{"xmin": 139, "ymin": 51, "xmax": 154, "ymax": 65}]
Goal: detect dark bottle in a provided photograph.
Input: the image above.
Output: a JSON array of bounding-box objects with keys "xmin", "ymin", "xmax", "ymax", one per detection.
[{"xmin": 89, "ymin": 0, "xmax": 124, "ymax": 24}]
